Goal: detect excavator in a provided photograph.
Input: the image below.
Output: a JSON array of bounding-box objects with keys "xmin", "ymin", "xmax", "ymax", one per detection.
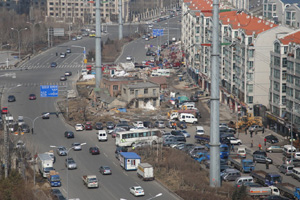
[{"xmin": 228, "ymin": 113, "xmax": 263, "ymax": 131}]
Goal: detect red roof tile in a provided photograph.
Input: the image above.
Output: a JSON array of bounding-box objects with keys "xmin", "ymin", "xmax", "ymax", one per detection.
[{"xmin": 279, "ymin": 30, "xmax": 300, "ymax": 45}]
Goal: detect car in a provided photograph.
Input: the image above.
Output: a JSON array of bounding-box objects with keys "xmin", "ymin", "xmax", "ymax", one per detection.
[
  {"xmin": 106, "ymin": 121, "xmax": 115, "ymax": 130},
  {"xmin": 89, "ymin": 147, "xmax": 100, "ymax": 155},
  {"xmin": 56, "ymin": 146, "xmax": 67, "ymax": 156},
  {"xmin": 146, "ymin": 50, "xmax": 152, "ymax": 56},
  {"xmin": 1, "ymin": 107, "xmax": 8, "ymax": 114},
  {"xmin": 249, "ymin": 125, "xmax": 264, "ymax": 133},
  {"xmin": 66, "ymin": 48, "xmax": 71, "ymax": 53},
  {"xmin": 99, "ymin": 166, "xmax": 112, "ymax": 175},
  {"xmin": 226, "ymin": 137, "xmax": 242, "ymax": 145},
  {"xmin": 72, "ymin": 143, "xmax": 82, "ymax": 151},
  {"xmin": 50, "ymin": 189, "xmax": 67, "ymax": 200},
  {"xmin": 85, "ymin": 122, "xmax": 93, "ymax": 130},
  {"xmin": 65, "ymin": 71, "xmax": 72, "ymax": 76},
  {"xmin": 111, "ymin": 127, "xmax": 126, "ymax": 138},
  {"xmin": 143, "ymin": 121, "xmax": 153, "ymax": 128},
  {"xmin": 76, "ymin": 35, "xmax": 82, "ymax": 40},
  {"xmin": 133, "ymin": 121, "xmax": 144, "ymax": 128},
  {"xmin": 51, "ymin": 62, "xmax": 57, "ymax": 67},
  {"xmin": 115, "ymin": 123, "xmax": 130, "ymax": 131},
  {"xmin": 75, "ymin": 124, "xmax": 84, "ymax": 131},
  {"xmin": 130, "ymin": 186, "xmax": 145, "ymax": 197},
  {"xmin": 65, "ymin": 158, "xmax": 77, "ymax": 169},
  {"xmin": 284, "ymin": 158, "xmax": 300, "ymax": 167},
  {"xmin": 178, "ymin": 121, "xmax": 187, "ymax": 129},
  {"xmin": 145, "ymin": 37, "xmax": 149, "ymax": 41},
  {"xmin": 115, "ymin": 146, "xmax": 127, "ymax": 159},
  {"xmin": 64, "ymin": 131, "xmax": 74, "ymax": 138},
  {"xmin": 60, "ymin": 53, "xmax": 66, "ymax": 58},
  {"xmin": 253, "ymin": 150, "xmax": 267, "ymax": 157},
  {"xmin": 16, "ymin": 140, "xmax": 25, "ymax": 149},
  {"xmin": 265, "ymin": 135, "xmax": 279, "ymax": 144},
  {"xmin": 253, "ymin": 154, "xmax": 273, "ymax": 164},
  {"xmin": 266, "ymin": 145, "xmax": 283, "ymax": 153},
  {"xmin": 155, "ymin": 121, "xmax": 165, "ymax": 128},
  {"xmin": 180, "ymin": 130, "xmax": 191, "ymax": 138},
  {"xmin": 94, "ymin": 122, "xmax": 104, "ymax": 130},
  {"xmin": 8, "ymin": 95, "xmax": 16, "ymax": 102},
  {"xmin": 89, "ymin": 33, "xmax": 96, "ymax": 37},
  {"xmin": 42, "ymin": 112, "xmax": 50, "ymax": 119},
  {"xmin": 21, "ymin": 124, "xmax": 30, "ymax": 133},
  {"xmin": 71, "ymin": 37, "xmax": 77, "ymax": 41},
  {"xmin": 60, "ymin": 76, "xmax": 67, "ymax": 81},
  {"xmin": 126, "ymin": 56, "xmax": 133, "ymax": 61},
  {"xmin": 29, "ymin": 94, "xmax": 36, "ymax": 100}
]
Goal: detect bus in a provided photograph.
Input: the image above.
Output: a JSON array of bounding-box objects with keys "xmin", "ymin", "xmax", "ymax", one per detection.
[{"xmin": 116, "ymin": 129, "xmax": 160, "ymax": 147}]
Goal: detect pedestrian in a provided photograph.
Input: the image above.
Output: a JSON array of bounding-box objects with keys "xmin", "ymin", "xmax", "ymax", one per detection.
[
  {"xmin": 174, "ymin": 122, "xmax": 177, "ymax": 130},
  {"xmin": 251, "ymin": 140, "xmax": 253, "ymax": 148},
  {"xmin": 231, "ymin": 144, "xmax": 234, "ymax": 152},
  {"xmin": 266, "ymin": 161, "xmax": 269, "ymax": 169},
  {"xmin": 245, "ymin": 127, "xmax": 248, "ymax": 135},
  {"xmin": 264, "ymin": 138, "xmax": 267, "ymax": 146},
  {"xmin": 258, "ymin": 143, "xmax": 262, "ymax": 150},
  {"xmin": 31, "ymin": 128, "xmax": 34, "ymax": 134},
  {"xmin": 250, "ymin": 131, "xmax": 253, "ymax": 138}
]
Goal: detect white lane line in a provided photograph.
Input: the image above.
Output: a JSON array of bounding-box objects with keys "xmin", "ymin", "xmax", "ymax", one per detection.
[
  {"xmin": 96, "ymin": 145, "xmax": 100, "ymax": 148},
  {"xmin": 123, "ymin": 172, "xmax": 128, "ymax": 176},
  {"xmin": 113, "ymin": 162, "xmax": 117, "ymax": 166},
  {"xmin": 103, "ymin": 152, "xmax": 108, "ymax": 157},
  {"xmin": 62, "ymin": 188, "xmax": 67, "ymax": 194}
]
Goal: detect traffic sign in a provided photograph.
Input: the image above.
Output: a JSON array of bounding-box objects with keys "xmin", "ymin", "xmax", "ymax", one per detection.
[
  {"xmin": 153, "ymin": 29, "xmax": 164, "ymax": 37},
  {"xmin": 84, "ymin": 59, "xmax": 87, "ymax": 64},
  {"xmin": 40, "ymin": 85, "xmax": 58, "ymax": 97}
]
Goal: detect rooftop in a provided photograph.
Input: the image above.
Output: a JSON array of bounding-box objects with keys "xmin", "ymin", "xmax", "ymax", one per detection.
[{"xmin": 126, "ymin": 81, "xmax": 159, "ymax": 89}]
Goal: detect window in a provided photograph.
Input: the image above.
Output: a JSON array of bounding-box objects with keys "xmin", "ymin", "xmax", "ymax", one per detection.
[
  {"xmin": 273, "ymin": 93, "xmax": 279, "ymax": 104},
  {"xmin": 296, "ymin": 63, "xmax": 300, "ymax": 74},
  {"xmin": 296, "ymin": 48, "xmax": 300, "ymax": 59},
  {"xmin": 135, "ymin": 90, "xmax": 138, "ymax": 97},
  {"xmin": 287, "ymin": 61, "xmax": 294, "ymax": 71},
  {"xmin": 247, "ymin": 84, "xmax": 253, "ymax": 93},
  {"xmin": 274, "ymin": 56, "xmax": 280, "ymax": 66},
  {"xmin": 296, "ymin": 89, "xmax": 300, "ymax": 100},
  {"xmin": 130, "ymin": 89, "xmax": 134, "ymax": 95},
  {"xmin": 274, "ymin": 81, "xmax": 280, "ymax": 92},
  {"xmin": 123, "ymin": 88, "xmax": 126, "ymax": 94},
  {"xmin": 247, "ymin": 96, "xmax": 253, "ymax": 104},
  {"xmin": 144, "ymin": 88, "xmax": 148, "ymax": 94},
  {"xmin": 113, "ymin": 85, "xmax": 118, "ymax": 91},
  {"xmin": 274, "ymin": 69, "xmax": 280, "ymax": 79},
  {"xmin": 153, "ymin": 89, "xmax": 156, "ymax": 95},
  {"xmin": 282, "ymin": 58, "xmax": 287, "ymax": 68},
  {"xmin": 273, "ymin": 4, "xmax": 276, "ymax": 11},
  {"xmin": 282, "ymin": 84, "xmax": 286, "ymax": 93}
]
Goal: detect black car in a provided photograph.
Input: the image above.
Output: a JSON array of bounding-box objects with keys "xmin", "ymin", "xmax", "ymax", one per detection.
[
  {"xmin": 89, "ymin": 147, "xmax": 100, "ymax": 155},
  {"xmin": 265, "ymin": 135, "xmax": 279, "ymax": 144},
  {"xmin": 178, "ymin": 121, "xmax": 187, "ymax": 129},
  {"xmin": 106, "ymin": 121, "xmax": 115, "ymax": 130},
  {"xmin": 94, "ymin": 122, "xmax": 104, "ymax": 130},
  {"xmin": 115, "ymin": 123, "xmax": 130, "ymax": 131},
  {"xmin": 50, "ymin": 189, "xmax": 66, "ymax": 200},
  {"xmin": 21, "ymin": 124, "xmax": 30, "ymax": 133},
  {"xmin": 175, "ymin": 135, "xmax": 186, "ymax": 142},
  {"xmin": 253, "ymin": 150, "xmax": 267, "ymax": 157},
  {"xmin": 115, "ymin": 146, "xmax": 127, "ymax": 159},
  {"xmin": 8, "ymin": 95, "xmax": 16, "ymax": 102},
  {"xmin": 64, "ymin": 131, "xmax": 74, "ymax": 138},
  {"xmin": 143, "ymin": 121, "xmax": 153, "ymax": 128}
]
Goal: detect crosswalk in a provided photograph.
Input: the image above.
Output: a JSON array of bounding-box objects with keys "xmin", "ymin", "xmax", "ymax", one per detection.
[
  {"xmin": 17, "ymin": 64, "xmax": 85, "ymax": 70},
  {"xmin": 0, "ymin": 82, "xmax": 74, "ymax": 88}
]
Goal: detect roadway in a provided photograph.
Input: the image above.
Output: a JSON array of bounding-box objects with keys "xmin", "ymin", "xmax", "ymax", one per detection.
[{"xmin": 0, "ymin": 19, "xmax": 182, "ymax": 200}]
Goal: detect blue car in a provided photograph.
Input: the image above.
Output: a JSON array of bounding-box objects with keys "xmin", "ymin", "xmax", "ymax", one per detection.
[
  {"xmin": 51, "ymin": 62, "xmax": 57, "ymax": 67},
  {"xmin": 180, "ymin": 130, "xmax": 191, "ymax": 138}
]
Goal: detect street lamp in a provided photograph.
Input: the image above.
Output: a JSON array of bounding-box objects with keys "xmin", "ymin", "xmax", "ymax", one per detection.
[
  {"xmin": 26, "ymin": 21, "xmax": 42, "ymax": 54},
  {"xmin": 1, "ymin": 44, "xmax": 10, "ymax": 68},
  {"xmin": 10, "ymin": 28, "xmax": 28, "ymax": 60},
  {"xmin": 50, "ymin": 142, "xmax": 87, "ymax": 200}
]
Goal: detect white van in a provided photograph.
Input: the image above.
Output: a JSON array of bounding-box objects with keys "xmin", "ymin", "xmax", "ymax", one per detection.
[
  {"xmin": 237, "ymin": 147, "xmax": 246, "ymax": 158},
  {"xmin": 295, "ymin": 152, "xmax": 300, "ymax": 160},
  {"xmin": 98, "ymin": 130, "xmax": 108, "ymax": 141},
  {"xmin": 283, "ymin": 145, "xmax": 296, "ymax": 158},
  {"xmin": 234, "ymin": 176, "xmax": 254, "ymax": 186},
  {"xmin": 196, "ymin": 126, "xmax": 205, "ymax": 135},
  {"xmin": 291, "ymin": 167, "xmax": 300, "ymax": 181},
  {"xmin": 181, "ymin": 103, "xmax": 197, "ymax": 110},
  {"xmin": 179, "ymin": 113, "xmax": 198, "ymax": 124}
]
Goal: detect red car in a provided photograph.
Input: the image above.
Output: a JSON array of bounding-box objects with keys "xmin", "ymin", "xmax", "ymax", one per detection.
[
  {"xmin": 1, "ymin": 107, "xmax": 8, "ymax": 114},
  {"xmin": 29, "ymin": 94, "xmax": 36, "ymax": 100},
  {"xmin": 85, "ymin": 122, "xmax": 93, "ymax": 130}
]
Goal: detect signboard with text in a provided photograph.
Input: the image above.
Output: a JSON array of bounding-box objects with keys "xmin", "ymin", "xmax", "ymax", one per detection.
[{"xmin": 40, "ymin": 85, "xmax": 58, "ymax": 97}]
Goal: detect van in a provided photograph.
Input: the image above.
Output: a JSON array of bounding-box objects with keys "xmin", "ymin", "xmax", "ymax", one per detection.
[
  {"xmin": 291, "ymin": 167, "xmax": 300, "ymax": 181},
  {"xmin": 179, "ymin": 113, "xmax": 198, "ymax": 124},
  {"xmin": 163, "ymin": 136, "xmax": 177, "ymax": 146},
  {"xmin": 221, "ymin": 169, "xmax": 241, "ymax": 181},
  {"xmin": 196, "ymin": 126, "xmax": 205, "ymax": 135},
  {"xmin": 181, "ymin": 103, "xmax": 197, "ymax": 110},
  {"xmin": 283, "ymin": 145, "xmax": 296, "ymax": 158},
  {"xmin": 295, "ymin": 152, "xmax": 300, "ymax": 159},
  {"xmin": 237, "ymin": 147, "xmax": 246, "ymax": 158},
  {"xmin": 279, "ymin": 164, "xmax": 294, "ymax": 175},
  {"xmin": 234, "ymin": 176, "xmax": 254, "ymax": 186},
  {"xmin": 98, "ymin": 130, "xmax": 107, "ymax": 141}
]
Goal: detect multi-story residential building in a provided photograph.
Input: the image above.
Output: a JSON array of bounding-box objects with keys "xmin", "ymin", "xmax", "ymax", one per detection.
[
  {"xmin": 181, "ymin": 0, "xmax": 293, "ymax": 115},
  {"xmin": 263, "ymin": 0, "xmax": 300, "ymax": 28},
  {"xmin": 0, "ymin": 0, "xmax": 47, "ymax": 14},
  {"xmin": 121, "ymin": 81, "xmax": 160, "ymax": 109},
  {"xmin": 268, "ymin": 30, "xmax": 300, "ymax": 136}
]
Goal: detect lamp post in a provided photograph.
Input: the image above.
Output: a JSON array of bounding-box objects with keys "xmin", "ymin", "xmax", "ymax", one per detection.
[
  {"xmin": 50, "ymin": 142, "xmax": 86, "ymax": 200},
  {"xmin": 32, "ymin": 114, "xmax": 48, "ymax": 134},
  {"xmin": 1, "ymin": 44, "xmax": 10, "ymax": 68},
  {"xmin": 10, "ymin": 28, "xmax": 28, "ymax": 60},
  {"xmin": 26, "ymin": 21, "xmax": 42, "ymax": 54}
]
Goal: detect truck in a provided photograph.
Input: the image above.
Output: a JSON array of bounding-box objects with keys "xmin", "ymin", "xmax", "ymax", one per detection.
[
  {"xmin": 246, "ymin": 185, "xmax": 280, "ymax": 198},
  {"xmin": 137, "ymin": 163, "xmax": 154, "ymax": 181},
  {"xmin": 193, "ymin": 152, "xmax": 210, "ymax": 163},
  {"xmin": 229, "ymin": 158, "xmax": 255, "ymax": 173},
  {"xmin": 275, "ymin": 182, "xmax": 300, "ymax": 200},
  {"xmin": 37, "ymin": 153, "xmax": 54, "ymax": 178},
  {"xmin": 82, "ymin": 175, "xmax": 99, "ymax": 188},
  {"xmin": 47, "ymin": 170, "xmax": 61, "ymax": 187},
  {"xmin": 251, "ymin": 170, "xmax": 282, "ymax": 186},
  {"xmin": 194, "ymin": 135, "xmax": 210, "ymax": 145},
  {"xmin": 206, "ymin": 144, "xmax": 229, "ymax": 159},
  {"xmin": 168, "ymin": 109, "xmax": 199, "ymax": 120}
]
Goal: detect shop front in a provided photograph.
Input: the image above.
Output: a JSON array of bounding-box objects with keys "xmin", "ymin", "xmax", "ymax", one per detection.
[{"xmin": 266, "ymin": 112, "xmax": 289, "ymax": 138}]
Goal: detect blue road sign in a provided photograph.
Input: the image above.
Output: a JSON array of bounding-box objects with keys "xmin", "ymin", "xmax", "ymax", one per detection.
[
  {"xmin": 40, "ymin": 85, "xmax": 58, "ymax": 97},
  {"xmin": 152, "ymin": 29, "xmax": 164, "ymax": 37}
]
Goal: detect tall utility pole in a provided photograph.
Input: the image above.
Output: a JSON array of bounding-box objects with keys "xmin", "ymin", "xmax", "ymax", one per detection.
[
  {"xmin": 118, "ymin": 0, "xmax": 123, "ymax": 40},
  {"xmin": 209, "ymin": 0, "xmax": 221, "ymax": 187},
  {"xmin": 4, "ymin": 119, "xmax": 8, "ymax": 178},
  {"xmin": 95, "ymin": 0, "xmax": 102, "ymax": 88}
]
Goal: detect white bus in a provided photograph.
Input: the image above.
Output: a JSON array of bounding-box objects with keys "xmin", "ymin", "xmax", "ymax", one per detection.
[{"xmin": 116, "ymin": 129, "xmax": 160, "ymax": 147}]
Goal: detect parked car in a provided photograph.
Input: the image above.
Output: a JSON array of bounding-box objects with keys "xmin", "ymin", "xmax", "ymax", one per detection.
[
  {"xmin": 249, "ymin": 125, "xmax": 264, "ymax": 133},
  {"xmin": 155, "ymin": 121, "xmax": 165, "ymax": 128},
  {"xmin": 99, "ymin": 166, "xmax": 112, "ymax": 175},
  {"xmin": 8, "ymin": 95, "xmax": 16, "ymax": 102},
  {"xmin": 253, "ymin": 150, "xmax": 267, "ymax": 157},
  {"xmin": 75, "ymin": 124, "xmax": 84, "ymax": 131},
  {"xmin": 265, "ymin": 135, "xmax": 279, "ymax": 144},
  {"xmin": 29, "ymin": 94, "xmax": 36, "ymax": 100},
  {"xmin": 65, "ymin": 158, "xmax": 77, "ymax": 169},
  {"xmin": 279, "ymin": 164, "xmax": 294, "ymax": 175},
  {"xmin": 180, "ymin": 130, "xmax": 191, "ymax": 138},
  {"xmin": 143, "ymin": 121, "xmax": 153, "ymax": 128},
  {"xmin": 106, "ymin": 121, "xmax": 115, "ymax": 130},
  {"xmin": 64, "ymin": 131, "xmax": 74, "ymax": 138},
  {"xmin": 284, "ymin": 158, "xmax": 300, "ymax": 167},
  {"xmin": 89, "ymin": 147, "xmax": 100, "ymax": 155},
  {"xmin": 226, "ymin": 137, "xmax": 242, "ymax": 145},
  {"xmin": 85, "ymin": 122, "xmax": 93, "ymax": 130},
  {"xmin": 56, "ymin": 146, "xmax": 67, "ymax": 156},
  {"xmin": 133, "ymin": 121, "xmax": 144, "ymax": 128},
  {"xmin": 253, "ymin": 154, "xmax": 273, "ymax": 164},
  {"xmin": 94, "ymin": 122, "xmax": 104, "ymax": 130},
  {"xmin": 266, "ymin": 145, "xmax": 283, "ymax": 153},
  {"xmin": 72, "ymin": 143, "xmax": 82, "ymax": 151},
  {"xmin": 130, "ymin": 186, "xmax": 145, "ymax": 197},
  {"xmin": 178, "ymin": 121, "xmax": 187, "ymax": 129}
]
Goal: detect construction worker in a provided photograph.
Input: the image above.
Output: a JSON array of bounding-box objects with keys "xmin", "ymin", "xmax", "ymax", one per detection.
[{"xmin": 258, "ymin": 143, "xmax": 262, "ymax": 150}]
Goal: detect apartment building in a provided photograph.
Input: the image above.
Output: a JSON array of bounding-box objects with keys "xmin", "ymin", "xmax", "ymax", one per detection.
[
  {"xmin": 181, "ymin": 0, "xmax": 293, "ymax": 115},
  {"xmin": 263, "ymin": 0, "xmax": 300, "ymax": 28},
  {"xmin": 268, "ymin": 30, "xmax": 300, "ymax": 135}
]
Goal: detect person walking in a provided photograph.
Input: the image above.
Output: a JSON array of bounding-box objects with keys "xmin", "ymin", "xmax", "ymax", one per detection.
[
  {"xmin": 245, "ymin": 127, "xmax": 248, "ymax": 135},
  {"xmin": 231, "ymin": 144, "xmax": 235, "ymax": 152},
  {"xmin": 258, "ymin": 143, "xmax": 262, "ymax": 150},
  {"xmin": 266, "ymin": 161, "xmax": 269, "ymax": 169},
  {"xmin": 264, "ymin": 138, "xmax": 267, "ymax": 146},
  {"xmin": 251, "ymin": 140, "xmax": 253, "ymax": 148},
  {"xmin": 250, "ymin": 131, "xmax": 253, "ymax": 138}
]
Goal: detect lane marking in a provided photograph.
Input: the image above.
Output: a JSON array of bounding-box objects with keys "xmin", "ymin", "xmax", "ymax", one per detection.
[
  {"xmin": 103, "ymin": 152, "xmax": 108, "ymax": 157},
  {"xmin": 123, "ymin": 172, "xmax": 128, "ymax": 176}
]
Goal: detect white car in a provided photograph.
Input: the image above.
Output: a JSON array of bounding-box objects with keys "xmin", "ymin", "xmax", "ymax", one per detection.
[
  {"xmin": 72, "ymin": 143, "xmax": 82, "ymax": 151},
  {"xmin": 227, "ymin": 137, "xmax": 242, "ymax": 145},
  {"xmin": 130, "ymin": 186, "xmax": 145, "ymax": 197},
  {"xmin": 60, "ymin": 53, "xmax": 66, "ymax": 58},
  {"xmin": 76, "ymin": 35, "xmax": 82, "ymax": 40},
  {"xmin": 75, "ymin": 124, "xmax": 84, "ymax": 131},
  {"xmin": 133, "ymin": 121, "xmax": 144, "ymax": 128},
  {"xmin": 126, "ymin": 56, "xmax": 133, "ymax": 61}
]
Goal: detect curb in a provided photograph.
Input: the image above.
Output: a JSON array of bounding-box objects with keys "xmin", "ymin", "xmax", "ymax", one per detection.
[{"xmin": 154, "ymin": 177, "xmax": 184, "ymax": 200}]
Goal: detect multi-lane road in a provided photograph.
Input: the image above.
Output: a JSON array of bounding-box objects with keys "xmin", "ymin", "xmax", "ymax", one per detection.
[{"xmin": 0, "ymin": 18, "xmax": 182, "ymax": 200}]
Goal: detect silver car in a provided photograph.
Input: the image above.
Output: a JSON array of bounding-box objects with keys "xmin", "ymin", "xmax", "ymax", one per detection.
[
  {"xmin": 99, "ymin": 166, "xmax": 112, "ymax": 175},
  {"xmin": 65, "ymin": 158, "xmax": 77, "ymax": 169},
  {"xmin": 72, "ymin": 143, "xmax": 82, "ymax": 151},
  {"xmin": 56, "ymin": 146, "xmax": 67, "ymax": 156},
  {"xmin": 266, "ymin": 145, "xmax": 283, "ymax": 153}
]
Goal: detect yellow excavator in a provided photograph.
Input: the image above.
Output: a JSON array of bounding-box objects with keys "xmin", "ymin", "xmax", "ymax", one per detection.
[{"xmin": 229, "ymin": 113, "xmax": 263, "ymax": 130}]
